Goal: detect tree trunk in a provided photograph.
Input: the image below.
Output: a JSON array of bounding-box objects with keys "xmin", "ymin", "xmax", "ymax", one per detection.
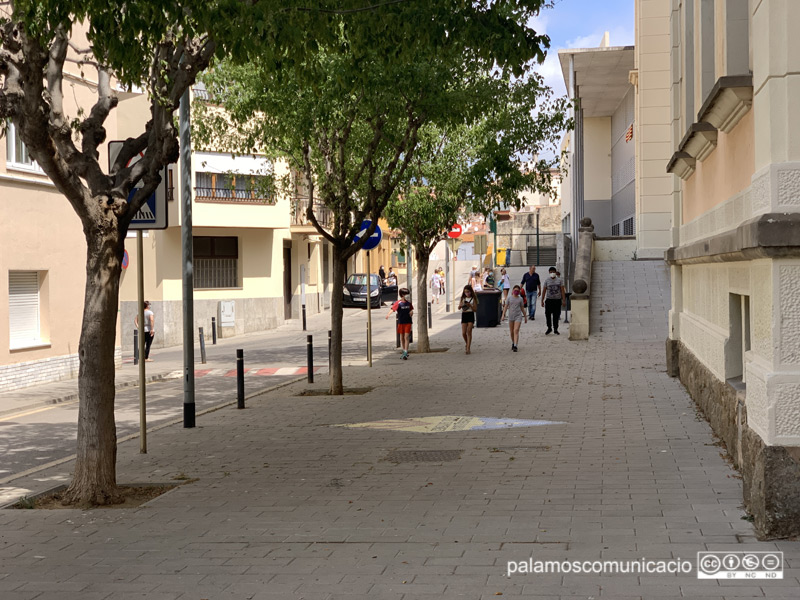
[
  {"xmin": 329, "ymin": 245, "xmax": 346, "ymax": 395},
  {"xmin": 62, "ymin": 221, "xmax": 124, "ymax": 505},
  {"xmin": 415, "ymin": 249, "xmax": 431, "ymax": 353}
]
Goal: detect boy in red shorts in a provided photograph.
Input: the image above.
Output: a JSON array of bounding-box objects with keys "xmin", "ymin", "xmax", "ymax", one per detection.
[{"xmin": 386, "ymin": 288, "xmax": 414, "ymax": 359}]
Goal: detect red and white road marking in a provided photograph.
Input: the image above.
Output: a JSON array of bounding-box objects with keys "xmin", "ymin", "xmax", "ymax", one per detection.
[{"xmin": 163, "ymin": 366, "xmax": 326, "ymax": 380}]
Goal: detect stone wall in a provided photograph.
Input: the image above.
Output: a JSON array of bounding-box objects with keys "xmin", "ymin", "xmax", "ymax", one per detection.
[{"xmin": 0, "ymin": 348, "xmax": 121, "ymax": 393}]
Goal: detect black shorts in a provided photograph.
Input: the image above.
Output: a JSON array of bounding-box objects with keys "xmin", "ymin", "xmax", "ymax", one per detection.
[{"xmin": 461, "ymin": 312, "xmax": 475, "ymax": 324}]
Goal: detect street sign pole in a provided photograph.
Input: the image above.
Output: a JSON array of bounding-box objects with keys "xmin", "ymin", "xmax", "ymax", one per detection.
[
  {"xmin": 366, "ymin": 250, "xmax": 372, "ymax": 367},
  {"xmin": 136, "ymin": 230, "xmax": 147, "ymax": 454},
  {"xmin": 353, "ymin": 220, "xmax": 382, "ymax": 366},
  {"xmin": 445, "ymin": 241, "xmax": 450, "ymax": 313},
  {"xmin": 180, "ymin": 87, "xmax": 195, "ymax": 428}
]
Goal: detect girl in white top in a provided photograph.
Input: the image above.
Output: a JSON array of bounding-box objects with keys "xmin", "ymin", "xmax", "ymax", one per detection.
[{"xmin": 501, "ymin": 285, "xmax": 527, "ymax": 351}]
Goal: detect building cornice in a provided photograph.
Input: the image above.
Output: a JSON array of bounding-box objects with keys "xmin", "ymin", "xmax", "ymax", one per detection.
[{"xmin": 666, "ymin": 213, "xmax": 800, "ymax": 265}]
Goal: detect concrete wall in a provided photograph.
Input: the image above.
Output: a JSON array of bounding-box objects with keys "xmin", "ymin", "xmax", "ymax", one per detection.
[
  {"xmin": 583, "ymin": 117, "xmax": 612, "ymax": 203},
  {"xmin": 611, "ymin": 87, "xmax": 636, "ymax": 228},
  {"xmin": 635, "ymin": 0, "xmax": 675, "ymax": 258},
  {"xmin": 594, "ymin": 238, "xmax": 637, "ymax": 261}
]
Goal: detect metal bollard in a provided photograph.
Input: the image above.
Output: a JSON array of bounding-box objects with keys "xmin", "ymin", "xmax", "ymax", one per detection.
[
  {"xmin": 307, "ymin": 335, "xmax": 314, "ymax": 383},
  {"xmin": 428, "ymin": 302, "xmax": 432, "ymax": 328},
  {"xmin": 199, "ymin": 327, "xmax": 207, "ymax": 364},
  {"xmin": 328, "ymin": 330, "xmax": 332, "ymax": 372},
  {"xmin": 302, "ymin": 303, "xmax": 307, "ymax": 331},
  {"xmin": 236, "ymin": 349, "xmax": 245, "ymax": 409},
  {"xmin": 211, "ymin": 317, "xmax": 217, "ymax": 344},
  {"xmin": 366, "ymin": 322, "xmax": 369, "ymax": 360},
  {"xmin": 133, "ymin": 329, "xmax": 139, "ymax": 365}
]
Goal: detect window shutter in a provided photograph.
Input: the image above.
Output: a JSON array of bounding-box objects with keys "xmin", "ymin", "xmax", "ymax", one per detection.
[{"xmin": 9, "ymin": 271, "xmax": 40, "ymax": 347}]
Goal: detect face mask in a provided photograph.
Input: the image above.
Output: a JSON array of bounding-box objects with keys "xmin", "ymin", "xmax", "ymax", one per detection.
[
  {"xmin": 465, "ymin": 292, "xmax": 471, "ymax": 297},
  {"xmin": 550, "ymin": 273, "xmax": 556, "ymax": 279},
  {"xmin": 512, "ymin": 290, "xmax": 519, "ymax": 296}
]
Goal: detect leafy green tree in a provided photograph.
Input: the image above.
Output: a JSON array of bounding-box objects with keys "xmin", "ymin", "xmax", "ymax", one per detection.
[
  {"xmin": 197, "ymin": 1, "xmax": 556, "ymax": 393},
  {"xmin": 0, "ymin": 0, "xmax": 349, "ymax": 505},
  {"xmin": 385, "ymin": 76, "xmax": 570, "ymax": 351}
]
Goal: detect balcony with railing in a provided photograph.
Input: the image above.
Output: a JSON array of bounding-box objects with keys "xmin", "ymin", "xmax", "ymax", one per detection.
[
  {"xmin": 292, "ymin": 198, "xmax": 334, "ymax": 231},
  {"xmin": 194, "ymin": 172, "xmax": 276, "ymax": 205}
]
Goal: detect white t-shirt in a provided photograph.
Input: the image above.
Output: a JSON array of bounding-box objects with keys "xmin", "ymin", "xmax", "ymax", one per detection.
[{"xmin": 144, "ymin": 309, "xmax": 154, "ymax": 333}]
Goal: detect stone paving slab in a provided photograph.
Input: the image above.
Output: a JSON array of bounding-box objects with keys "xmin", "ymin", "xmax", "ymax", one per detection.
[{"xmin": 0, "ymin": 276, "xmax": 798, "ymax": 598}]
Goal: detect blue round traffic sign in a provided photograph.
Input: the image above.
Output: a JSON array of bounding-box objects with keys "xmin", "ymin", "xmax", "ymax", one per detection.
[{"xmin": 354, "ymin": 220, "xmax": 382, "ymax": 251}]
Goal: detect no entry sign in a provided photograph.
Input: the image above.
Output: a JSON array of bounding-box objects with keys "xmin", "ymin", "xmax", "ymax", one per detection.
[{"xmin": 447, "ymin": 224, "xmax": 463, "ymax": 239}]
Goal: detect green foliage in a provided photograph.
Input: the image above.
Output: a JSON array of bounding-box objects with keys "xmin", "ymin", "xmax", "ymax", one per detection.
[
  {"xmin": 196, "ymin": 0, "xmax": 555, "ymax": 255},
  {"xmin": 386, "ymin": 73, "xmax": 571, "ymax": 255}
]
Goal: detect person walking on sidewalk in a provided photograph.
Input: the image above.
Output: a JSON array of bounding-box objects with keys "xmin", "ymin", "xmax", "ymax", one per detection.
[
  {"xmin": 430, "ymin": 269, "xmax": 443, "ymax": 304},
  {"xmin": 498, "ymin": 268, "xmax": 511, "ymax": 306},
  {"xmin": 501, "ymin": 285, "xmax": 527, "ymax": 351},
  {"xmin": 520, "ymin": 265, "xmax": 541, "ymax": 320},
  {"xmin": 541, "ymin": 267, "xmax": 566, "ymax": 335},
  {"xmin": 134, "ymin": 301, "xmax": 156, "ymax": 361},
  {"xmin": 386, "ymin": 288, "xmax": 414, "ymax": 359},
  {"xmin": 458, "ymin": 284, "xmax": 478, "ymax": 354}
]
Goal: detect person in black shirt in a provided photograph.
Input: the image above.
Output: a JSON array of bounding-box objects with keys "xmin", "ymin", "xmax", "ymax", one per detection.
[
  {"xmin": 520, "ymin": 265, "xmax": 542, "ymax": 320},
  {"xmin": 386, "ymin": 288, "xmax": 414, "ymax": 359}
]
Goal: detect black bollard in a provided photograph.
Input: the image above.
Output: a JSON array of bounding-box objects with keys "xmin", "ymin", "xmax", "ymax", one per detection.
[
  {"xmin": 199, "ymin": 327, "xmax": 207, "ymax": 364},
  {"xmin": 236, "ymin": 349, "xmax": 245, "ymax": 409},
  {"xmin": 307, "ymin": 335, "xmax": 314, "ymax": 383},
  {"xmin": 302, "ymin": 303, "xmax": 307, "ymax": 331},
  {"xmin": 428, "ymin": 302, "xmax": 432, "ymax": 328},
  {"xmin": 133, "ymin": 329, "xmax": 139, "ymax": 365},
  {"xmin": 211, "ymin": 317, "xmax": 217, "ymax": 344},
  {"xmin": 328, "ymin": 330, "xmax": 332, "ymax": 372}
]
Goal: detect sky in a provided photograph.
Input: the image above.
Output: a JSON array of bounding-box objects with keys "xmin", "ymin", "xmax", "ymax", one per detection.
[{"xmin": 531, "ymin": 0, "xmax": 635, "ymax": 99}]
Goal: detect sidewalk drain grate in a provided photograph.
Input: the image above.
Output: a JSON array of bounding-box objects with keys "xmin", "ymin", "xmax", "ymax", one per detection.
[
  {"xmin": 495, "ymin": 446, "xmax": 551, "ymax": 451},
  {"xmin": 385, "ymin": 449, "xmax": 463, "ymax": 463}
]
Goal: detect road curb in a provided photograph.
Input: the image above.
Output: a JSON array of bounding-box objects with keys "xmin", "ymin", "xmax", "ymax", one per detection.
[{"xmin": 0, "ymin": 372, "xmax": 171, "ymax": 419}]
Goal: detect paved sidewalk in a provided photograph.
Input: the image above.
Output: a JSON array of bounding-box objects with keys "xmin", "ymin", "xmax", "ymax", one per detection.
[{"xmin": 1, "ymin": 289, "xmax": 799, "ymax": 599}]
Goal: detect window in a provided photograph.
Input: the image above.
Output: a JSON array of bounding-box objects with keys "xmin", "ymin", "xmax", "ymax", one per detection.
[
  {"xmin": 623, "ymin": 217, "xmax": 635, "ymax": 236},
  {"xmin": 5, "ymin": 122, "xmax": 43, "ymax": 172},
  {"xmin": 9, "ymin": 271, "xmax": 41, "ymax": 348},
  {"xmin": 193, "ymin": 237, "xmax": 238, "ymax": 289},
  {"xmin": 611, "ymin": 223, "xmax": 621, "ymax": 237},
  {"xmin": 195, "ymin": 172, "xmax": 275, "ymax": 204}
]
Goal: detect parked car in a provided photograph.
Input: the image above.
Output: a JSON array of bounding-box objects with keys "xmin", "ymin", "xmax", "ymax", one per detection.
[
  {"xmin": 343, "ymin": 273, "xmax": 384, "ymax": 309},
  {"xmin": 381, "ymin": 280, "xmax": 398, "ymax": 305}
]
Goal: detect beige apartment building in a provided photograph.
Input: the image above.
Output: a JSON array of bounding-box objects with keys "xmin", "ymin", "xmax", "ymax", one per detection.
[
  {"xmin": 117, "ymin": 142, "xmax": 335, "ymax": 353},
  {"xmin": 559, "ymin": 3, "xmax": 673, "ymax": 260},
  {"xmin": 665, "ymin": 0, "xmax": 800, "ymax": 537},
  {"xmin": 0, "ymin": 51, "xmax": 152, "ymax": 392},
  {"xmin": 117, "ymin": 90, "xmax": 396, "ymax": 354}
]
